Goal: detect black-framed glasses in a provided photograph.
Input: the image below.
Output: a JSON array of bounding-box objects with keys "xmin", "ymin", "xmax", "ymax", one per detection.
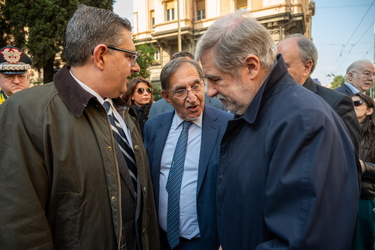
[
  {"xmin": 171, "ymin": 82, "xmax": 204, "ymax": 99},
  {"xmin": 353, "ymin": 100, "xmax": 365, "ymax": 107},
  {"xmin": 136, "ymin": 87, "xmax": 152, "ymax": 94},
  {"xmin": 107, "ymin": 45, "xmax": 139, "ymax": 67}
]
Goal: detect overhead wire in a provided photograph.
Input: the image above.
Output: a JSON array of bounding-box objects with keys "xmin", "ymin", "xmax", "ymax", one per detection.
[{"xmin": 330, "ymin": 0, "xmax": 375, "ymax": 73}]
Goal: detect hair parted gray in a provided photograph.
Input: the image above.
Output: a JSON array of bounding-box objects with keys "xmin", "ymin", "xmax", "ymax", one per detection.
[
  {"xmin": 284, "ymin": 33, "xmax": 318, "ymax": 74},
  {"xmin": 345, "ymin": 59, "xmax": 374, "ymax": 79},
  {"xmin": 160, "ymin": 57, "xmax": 204, "ymax": 91},
  {"xmin": 195, "ymin": 10, "xmax": 276, "ymax": 73},
  {"xmin": 63, "ymin": 5, "xmax": 132, "ymax": 67}
]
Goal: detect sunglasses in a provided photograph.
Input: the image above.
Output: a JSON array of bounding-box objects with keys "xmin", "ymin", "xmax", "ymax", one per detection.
[
  {"xmin": 136, "ymin": 87, "xmax": 152, "ymax": 94},
  {"xmin": 353, "ymin": 100, "xmax": 365, "ymax": 107}
]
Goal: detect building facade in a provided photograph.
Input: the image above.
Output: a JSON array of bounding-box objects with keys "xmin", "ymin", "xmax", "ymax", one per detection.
[{"xmin": 132, "ymin": 0, "xmax": 315, "ymax": 83}]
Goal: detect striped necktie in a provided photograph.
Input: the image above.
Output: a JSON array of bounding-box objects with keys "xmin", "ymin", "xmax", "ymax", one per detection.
[
  {"xmin": 103, "ymin": 100, "xmax": 138, "ymax": 191},
  {"xmin": 166, "ymin": 120, "xmax": 193, "ymax": 249}
]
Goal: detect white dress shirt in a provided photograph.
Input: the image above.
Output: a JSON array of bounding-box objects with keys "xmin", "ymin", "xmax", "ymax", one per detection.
[
  {"xmin": 69, "ymin": 71, "xmax": 133, "ymax": 146},
  {"xmin": 159, "ymin": 113, "xmax": 202, "ymax": 239}
]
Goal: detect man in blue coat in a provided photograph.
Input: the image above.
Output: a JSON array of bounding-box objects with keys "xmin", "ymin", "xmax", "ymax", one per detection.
[
  {"xmin": 144, "ymin": 58, "xmax": 232, "ymax": 249},
  {"xmin": 195, "ymin": 11, "xmax": 359, "ymax": 249}
]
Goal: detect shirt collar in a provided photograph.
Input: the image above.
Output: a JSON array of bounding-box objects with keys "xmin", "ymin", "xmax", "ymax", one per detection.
[
  {"xmin": 343, "ymin": 82, "xmax": 360, "ymax": 94},
  {"xmin": 172, "ymin": 112, "xmax": 203, "ymax": 130},
  {"xmin": 70, "ymin": 70, "xmax": 105, "ymax": 104}
]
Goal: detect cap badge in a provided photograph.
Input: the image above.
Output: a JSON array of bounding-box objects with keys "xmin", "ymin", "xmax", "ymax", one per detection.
[{"xmin": 0, "ymin": 48, "xmax": 22, "ymax": 64}]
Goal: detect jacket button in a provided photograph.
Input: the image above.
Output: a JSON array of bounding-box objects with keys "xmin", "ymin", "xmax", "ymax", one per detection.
[
  {"xmin": 107, "ymin": 145, "xmax": 112, "ymax": 150},
  {"xmin": 111, "ymin": 196, "xmax": 116, "ymax": 201},
  {"xmin": 134, "ymin": 145, "xmax": 139, "ymax": 151}
]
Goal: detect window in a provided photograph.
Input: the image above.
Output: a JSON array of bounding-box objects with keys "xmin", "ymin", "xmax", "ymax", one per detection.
[
  {"xmin": 153, "ymin": 48, "xmax": 160, "ymax": 65},
  {"xmin": 166, "ymin": 0, "xmax": 175, "ymax": 21},
  {"xmin": 150, "ymin": 10, "xmax": 155, "ymax": 28},
  {"xmin": 196, "ymin": 0, "xmax": 205, "ymax": 20},
  {"xmin": 236, "ymin": 0, "xmax": 247, "ymax": 10}
]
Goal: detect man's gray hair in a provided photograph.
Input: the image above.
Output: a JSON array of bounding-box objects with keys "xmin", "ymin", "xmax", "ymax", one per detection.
[
  {"xmin": 64, "ymin": 5, "xmax": 132, "ymax": 67},
  {"xmin": 285, "ymin": 33, "xmax": 318, "ymax": 74},
  {"xmin": 195, "ymin": 10, "xmax": 276, "ymax": 73},
  {"xmin": 345, "ymin": 59, "xmax": 374, "ymax": 79},
  {"xmin": 160, "ymin": 58, "xmax": 204, "ymax": 91}
]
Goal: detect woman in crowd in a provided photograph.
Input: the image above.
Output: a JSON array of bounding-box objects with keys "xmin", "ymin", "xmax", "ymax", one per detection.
[
  {"xmin": 351, "ymin": 93, "xmax": 375, "ymax": 250},
  {"xmin": 123, "ymin": 77, "xmax": 153, "ymax": 137}
]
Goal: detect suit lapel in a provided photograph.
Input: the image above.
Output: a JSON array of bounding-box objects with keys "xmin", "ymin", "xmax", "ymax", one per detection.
[
  {"xmin": 197, "ymin": 107, "xmax": 220, "ymax": 194},
  {"xmin": 152, "ymin": 112, "xmax": 174, "ymax": 205}
]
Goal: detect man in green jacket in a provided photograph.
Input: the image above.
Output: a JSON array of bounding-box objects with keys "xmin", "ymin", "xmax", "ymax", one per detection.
[{"xmin": 0, "ymin": 5, "xmax": 160, "ymax": 250}]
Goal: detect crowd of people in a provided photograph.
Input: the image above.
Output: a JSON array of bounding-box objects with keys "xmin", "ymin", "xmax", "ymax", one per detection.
[{"xmin": 0, "ymin": 5, "xmax": 375, "ymax": 250}]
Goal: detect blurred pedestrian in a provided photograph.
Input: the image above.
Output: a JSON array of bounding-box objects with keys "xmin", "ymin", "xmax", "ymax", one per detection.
[
  {"xmin": 123, "ymin": 77, "xmax": 153, "ymax": 137},
  {"xmin": 351, "ymin": 93, "xmax": 375, "ymax": 250},
  {"xmin": 277, "ymin": 33, "xmax": 360, "ymax": 155},
  {"xmin": 335, "ymin": 59, "xmax": 375, "ymax": 95}
]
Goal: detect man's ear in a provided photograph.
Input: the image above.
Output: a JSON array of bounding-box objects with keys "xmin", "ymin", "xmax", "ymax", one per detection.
[
  {"xmin": 348, "ymin": 72, "xmax": 354, "ymax": 81},
  {"xmin": 304, "ymin": 60, "xmax": 313, "ymax": 77},
  {"xmin": 161, "ymin": 91, "xmax": 172, "ymax": 104},
  {"xmin": 244, "ymin": 54, "xmax": 261, "ymax": 80},
  {"xmin": 92, "ymin": 44, "xmax": 108, "ymax": 71}
]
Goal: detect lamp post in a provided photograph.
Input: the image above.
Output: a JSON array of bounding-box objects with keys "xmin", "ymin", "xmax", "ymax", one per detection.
[{"xmin": 177, "ymin": 0, "xmax": 181, "ymax": 51}]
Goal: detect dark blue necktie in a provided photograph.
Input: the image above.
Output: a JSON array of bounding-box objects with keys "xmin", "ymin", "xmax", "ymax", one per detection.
[
  {"xmin": 166, "ymin": 121, "xmax": 193, "ymax": 249},
  {"xmin": 103, "ymin": 100, "xmax": 138, "ymax": 191}
]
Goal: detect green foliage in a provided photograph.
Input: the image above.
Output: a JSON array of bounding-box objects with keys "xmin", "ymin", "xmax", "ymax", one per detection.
[
  {"xmin": 132, "ymin": 43, "xmax": 158, "ymax": 79},
  {"xmin": 329, "ymin": 75, "xmax": 344, "ymax": 89},
  {"xmin": 0, "ymin": 0, "xmax": 114, "ymax": 83},
  {"xmin": 152, "ymin": 83, "xmax": 162, "ymax": 101}
]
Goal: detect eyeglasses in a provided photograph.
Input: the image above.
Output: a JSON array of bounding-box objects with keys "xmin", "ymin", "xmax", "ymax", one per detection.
[
  {"xmin": 353, "ymin": 71, "xmax": 375, "ymax": 79},
  {"xmin": 353, "ymin": 100, "xmax": 365, "ymax": 106},
  {"xmin": 136, "ymin": 87, "xmax": 152, "ymax": 94},
  {"xmin": 171, "ymin": 82, "xmax": 204, "ymax": 99},
  {"xmin": 107, "ymin": 45, "xmax": 139, "ymax": 67}
]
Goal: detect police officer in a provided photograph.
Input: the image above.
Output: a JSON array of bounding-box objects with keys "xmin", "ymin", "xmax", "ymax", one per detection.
[{"xmin": 0, "ymin": 46, "xmax": 32, "ymax": 104}]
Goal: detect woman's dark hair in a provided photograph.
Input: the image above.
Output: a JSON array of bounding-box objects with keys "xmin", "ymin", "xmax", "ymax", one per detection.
[
  {"xmin": 123, "ymin": 77, "xmax": 153, "ymax": 106},
  {"xmin": 354, "ymin": 93, "xmax": 375, "ymax": 162}
]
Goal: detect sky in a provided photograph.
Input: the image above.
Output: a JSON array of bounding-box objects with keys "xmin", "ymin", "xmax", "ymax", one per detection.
[{"xmin": 114, "ymin": 0, "xmax": 375, "ymax": 87}]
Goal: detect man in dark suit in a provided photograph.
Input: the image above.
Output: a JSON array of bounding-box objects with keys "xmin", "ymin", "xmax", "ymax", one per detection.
[
  {"xmin": 149, "ymin": 51, "xmax": 227, "ymax": 119},
  {"xmin": 335, "ymin": 59, "xmax": 375, "ymax": 95},
  {"xmin": 196, "ymin": 11, "xmax": 359, "ymax": 249},
  {"xmin": 277, "ymin": 33, "xmax": 360, "ymax": 153},
  {"xmin": 144, "ymin": 58, "xmax": 232, "ymax": 249}
]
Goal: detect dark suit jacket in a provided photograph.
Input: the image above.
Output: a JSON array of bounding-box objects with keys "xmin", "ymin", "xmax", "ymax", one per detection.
[
  {"xmin": 304, "ymin": 77, "xmax": 360, "ymax": 153},
  {"xmin": 144, "ymin": 105, "xmax": 232, "ymax": 250},
  {"xmin": 335, "ymin": 83, "xmax": 356, "ymax": 96},
  {"xmin": 148, "ymin": 94, "xmax": 227, "ymax": 119}
]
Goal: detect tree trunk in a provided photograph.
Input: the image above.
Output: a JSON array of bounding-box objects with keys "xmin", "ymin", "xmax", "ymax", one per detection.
[{"xmin": 43, "ymin": 57, "xmax": 55, "ymax": 84}]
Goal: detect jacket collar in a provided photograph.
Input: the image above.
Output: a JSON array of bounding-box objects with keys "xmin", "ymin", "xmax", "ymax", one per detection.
[
  {"xmin": 54, "ymin": 65, "xmax": 96, "ymax": 117},
  {"xmin": 241, "ymin": 54, "xmax": 289, "ymax": 124},
  {"xmin": 303, "ymin": 77, "xmax": 317, "ymax": 93},
  {"xmin": 54, "ymin": 65, "xmax": 130, "ymax": 118}
]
